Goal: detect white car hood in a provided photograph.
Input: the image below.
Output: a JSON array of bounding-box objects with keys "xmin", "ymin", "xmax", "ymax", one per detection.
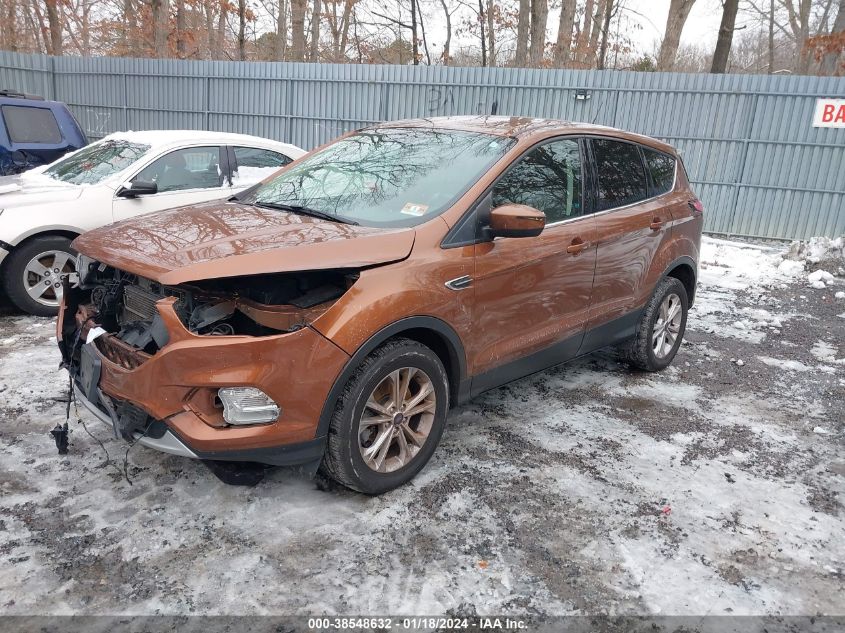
[{"xmin": 0, "ymin": 172, "xmax": 85, "ymax": 209}]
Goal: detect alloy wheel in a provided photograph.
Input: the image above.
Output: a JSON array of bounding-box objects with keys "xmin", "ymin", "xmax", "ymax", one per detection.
[
  {"xmin": 652, "ymin": 292, "xmax": 683, "ymax": 359},
  {"xmin": 358, "ymin": 367, "xmax": 437, "ymax": 473},
  {"xmin": 22, "ymin": 250, "xmax": 76, "ymax": 308}
]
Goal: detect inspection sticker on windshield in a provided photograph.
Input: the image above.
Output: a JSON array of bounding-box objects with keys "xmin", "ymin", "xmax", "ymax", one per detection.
[{"xmin": 401, "ymin": 203, "xmax": 429, "ymax": 216}]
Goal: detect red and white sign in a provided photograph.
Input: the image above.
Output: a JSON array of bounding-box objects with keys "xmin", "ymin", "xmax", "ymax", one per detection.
[{"xmin": 813, "ymin": 98, "xmax": 845, "ymax": 128}]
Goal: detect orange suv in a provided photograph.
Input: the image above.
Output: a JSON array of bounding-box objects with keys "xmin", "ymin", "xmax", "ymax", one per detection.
[{"xmin": 58, "ymin": 116, "xmax": 703, "ymax": 493}]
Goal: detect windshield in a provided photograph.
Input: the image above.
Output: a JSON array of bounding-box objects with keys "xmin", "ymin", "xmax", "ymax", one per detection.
[
  {"xmin": 44, "ymin": 139, "xmax": 150, "ymax": 185},
  {"xmin": 242, "ymin": 127, "xmax": 515, "ymax": 227}
]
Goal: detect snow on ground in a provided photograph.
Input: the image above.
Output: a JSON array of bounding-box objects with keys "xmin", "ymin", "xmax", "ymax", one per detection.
[{"xmin": 0, "ymin": 235, "xmax": 843, "ymax": 617}]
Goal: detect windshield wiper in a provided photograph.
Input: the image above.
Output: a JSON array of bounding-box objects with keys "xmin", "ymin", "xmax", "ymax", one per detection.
[{"xmin": 252, "ymin": 201, "xmax": 358, "ymax": 225}]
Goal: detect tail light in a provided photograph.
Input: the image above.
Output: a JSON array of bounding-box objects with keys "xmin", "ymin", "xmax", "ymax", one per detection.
[{"xmin": 688, "ymin": 199, "xmax": 704, "ymax": 215}]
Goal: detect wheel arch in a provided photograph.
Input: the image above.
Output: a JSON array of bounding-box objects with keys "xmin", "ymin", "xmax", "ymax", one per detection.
[
  {"xmin": 315, "ymin": 316, "xmax": 468, "ymax": 439},
  {"xmin": 8, "ymin": 226, "xmax": 84, "ymax": 248},
  {"xmin": 662, "ymin": 256, "xmax": 697, "ymax": 306},
  {"xmin": 0, "ymin": 228, "xmax": 81, "ymax": 277}
]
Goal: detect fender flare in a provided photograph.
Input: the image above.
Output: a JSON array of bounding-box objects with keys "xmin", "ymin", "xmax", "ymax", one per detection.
[{"xmin": 314, "ymin": 316, "xmax": 468, "ymax": 439}]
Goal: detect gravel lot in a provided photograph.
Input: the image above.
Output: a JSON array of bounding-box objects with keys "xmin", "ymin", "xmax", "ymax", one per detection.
[{"xmin": 0, "ymin": 236, "xmax": 843, "ymax": 617}]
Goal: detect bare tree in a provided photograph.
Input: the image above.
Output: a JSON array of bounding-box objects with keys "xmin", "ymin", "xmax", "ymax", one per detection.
[
  {"xmin": 238, "ymin": 0, "xmax": 247, "ymax": 59},
  {"xmin": 572, "ymin": 0, "xmax": 593, "ymax": 66},
  {"xmin": 528, "ymin": 0, "xmax": 547, "ymax": 65},
  {"xmin": 657, "ymin": 0, "xmax": 697, "ymax": 70},
  {"xmin": 769, "ymin": 0, "xmax": 776, "ymax": 71},
  {"xmin": 437, "ymin": 0, "xmax": 455, "ymax": 64},
  {"xmin": 44, "ymin": 0, "xmax": 62, "ymax": 55},
  {"xmin": 820, "ymin": 0, "xmax": 845, "ymax": 72},
  {"xmin": 478, "ymin": 0, "xmax": 487, "ymax": 65},
  {"xmin": 514, "ymin": 0, "xmax": 529, "ymax": 65},
  {"xmin": 277, "ymin": 0, "xmax": 289, "ymax": 59},
  {"xmin": 486, "ymin": 0, "xmax": 495, "ymax": 65},
  {"xmin": 410, "ymin": 0, "xmax": 418, "ymax": 63},
  {"xmin": 290, "ymin": 0, "xmax": 307, "ymax": 60},
  {"xmin": 554, "ymin": 0, "xmax": 577, "ymax": 66},
  {"xmin": 597, "ymin": 0, "xmax": 617, "ymax": 69},
  {"xmin": 711, "ymin": 0, "xmax": 740, "ymax": 72},
  {"xmin": 310, "ymin": 0, "xmax": 320, "ymax": 60}
]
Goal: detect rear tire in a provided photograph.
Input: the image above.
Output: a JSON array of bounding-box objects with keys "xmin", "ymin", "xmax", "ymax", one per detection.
[
  {"xmin": 319, "ymin": 338, "xmax": 449, "ymax": 495},
  {"xmin": 624, "ymin": 277, "xmax": 688, "ymax": 372},
  {"xmin": 2, "ymin": 235, "xmax": 77, "ymax": 317}
]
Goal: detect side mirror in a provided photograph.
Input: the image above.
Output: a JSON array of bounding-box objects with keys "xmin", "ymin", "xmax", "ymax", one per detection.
[
  {"xmin": 117, "ymin": 180, "xmax": 158, "ymax": 198},
  {"xmin": 487, "ymin": 204, "xmax": 545, "ymax": 239}
]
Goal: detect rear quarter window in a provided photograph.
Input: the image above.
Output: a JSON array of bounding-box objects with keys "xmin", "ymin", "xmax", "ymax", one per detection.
[
  {"xmin": 591, "ymin": 138, "xmax": 648, "ymax": 212},
  {"xmin": 2, "ymin": 105, "xmax": 62, "ymax": 144},
  {"xmin": 642, "ymin": 147, "xmax": 676, "ymax": 196}
]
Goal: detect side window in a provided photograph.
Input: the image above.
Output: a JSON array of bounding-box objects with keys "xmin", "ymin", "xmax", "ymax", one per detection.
[
  {"xmin": 591, "ymin": 139, "xmax": 648, "ymax": 212},
  {"xmin": 232, "ymin": 146, "xmax": 291, "ymax": 186},
  {"xmin": 2, "ymin": 105, "xmax": 62, "ymax": 143},
  {"xmin": 492, "ymin": 139, "xmax": 583, "ymax": 224},
  {"xmin": 642, "ymin": 147, "xmax": 676, "ymax": 197},
  {"xmin": 133, "ymin": 146, "xmax": 222, "ymax": 193}
]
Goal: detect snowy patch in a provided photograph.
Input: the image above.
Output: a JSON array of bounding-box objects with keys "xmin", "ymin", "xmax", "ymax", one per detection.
[
  {"xmin": 787, "ymin": 236, "xmax": 845, "ymax": 265},
  {"xmin": 756, "ymin": 356, "xmax": 812, "ymax": 372}
]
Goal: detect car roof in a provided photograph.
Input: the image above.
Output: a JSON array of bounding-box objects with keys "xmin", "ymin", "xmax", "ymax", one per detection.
[
  {"xmin": 375, "ymin": 116, "xmax": 676, "ymax": 154},
  {"xmin": 98, "ymin": 130, "xmax": 302, "ymax": 153}
]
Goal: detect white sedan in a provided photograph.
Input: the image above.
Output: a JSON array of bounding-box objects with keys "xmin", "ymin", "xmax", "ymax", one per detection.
[{"xmin": 0, "ymin": 130, "xmax": 305, "ymax": 315}]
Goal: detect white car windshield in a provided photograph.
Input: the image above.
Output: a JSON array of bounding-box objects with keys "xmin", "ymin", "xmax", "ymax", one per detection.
[{"xmin": 44, "ymin": 140, "xmax": 151, "ymax": 185}]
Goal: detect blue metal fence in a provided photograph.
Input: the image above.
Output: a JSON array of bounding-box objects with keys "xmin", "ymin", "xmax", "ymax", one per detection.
[{"xmin": 1, "ymin": 51, "xmax": 843, "ymax": 239}]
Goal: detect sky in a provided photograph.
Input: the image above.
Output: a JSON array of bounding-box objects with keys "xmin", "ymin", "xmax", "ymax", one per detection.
[
  {"xmin": 407, "ymin": 0, "xmax": 735, "ymax": 61},
  {"xmin": 629, "ymin": 0, "xmax": 726, "ymax": 49}
]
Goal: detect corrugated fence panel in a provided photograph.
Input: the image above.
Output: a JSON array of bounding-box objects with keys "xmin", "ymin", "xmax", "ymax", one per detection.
[{"xmin": 1, "ymin": 52, "xmax": 843, "ymax": 239}]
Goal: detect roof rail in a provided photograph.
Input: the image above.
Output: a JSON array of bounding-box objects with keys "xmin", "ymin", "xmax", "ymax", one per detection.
[{"xmin": 0, "ymin": 89, "xmax": 45, "ymax": 101}]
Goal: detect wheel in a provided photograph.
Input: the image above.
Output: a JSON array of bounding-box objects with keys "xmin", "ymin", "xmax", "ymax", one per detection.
[
  {"xmin": 624, "ymin": 277, "xmax": 688, "ymax": 372},
  {"xmin": 2, "ymin": 235, "xmax": 77, "ymax": 316},
  {"xmin": 320, "ymin": 338, "xmax": 450, "ymax": 494}
]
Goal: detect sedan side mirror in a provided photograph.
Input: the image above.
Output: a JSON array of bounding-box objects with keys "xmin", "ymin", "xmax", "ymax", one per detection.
[
  {"xmin": 487, "ymin": 204, "xmax": 545, "ymax": 239},
  {"xmin": 117, "ymin": 180, "xmax": 158, "ymax": 198}
]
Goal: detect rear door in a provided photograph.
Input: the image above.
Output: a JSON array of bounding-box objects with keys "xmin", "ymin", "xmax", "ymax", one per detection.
[
  {"xmin": 112, "ymin": 145, "xmax": 230, "ymax": 221},
  {"xmin": 581, "ymin": 138, "xmax": 676, "ymax": 349},
  {"xmin": 469, "ymin": 137, "xmax": 597, "ymax": 389}
]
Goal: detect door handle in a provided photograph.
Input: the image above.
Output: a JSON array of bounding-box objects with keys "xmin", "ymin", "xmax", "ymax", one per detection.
[
  {"xmin": 650, "ymin": 217, "xmax": 664, "ymax": 231},
  {"xmin": 445, "ymin": 275, "xmax": 473, "ymax": 291},
  {"xmin": 566, "ymin": 237, "xmax": 586, "ymax": 255}
]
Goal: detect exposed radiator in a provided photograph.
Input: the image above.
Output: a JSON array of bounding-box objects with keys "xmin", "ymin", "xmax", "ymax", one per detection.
[{"xmin": 122, "ymin": 281, "xmax": 163, "ymax": 322}]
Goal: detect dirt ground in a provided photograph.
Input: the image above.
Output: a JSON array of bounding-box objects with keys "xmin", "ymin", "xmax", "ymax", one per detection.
[{"xmin": 0, "ymin": 236, "xmax": 842, "ymax": 617}]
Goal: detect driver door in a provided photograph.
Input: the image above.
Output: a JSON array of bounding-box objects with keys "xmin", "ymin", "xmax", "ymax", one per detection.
[
  {"xmin": 113, "ymin": 146, "xmax": 230, "ymax": 221},
  {"xmin": 469, "ymin": 138, "xmax": 597, "ymax": 391}
]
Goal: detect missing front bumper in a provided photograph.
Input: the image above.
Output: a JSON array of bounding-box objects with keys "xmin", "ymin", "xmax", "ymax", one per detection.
[
  {"xmin": 72, "ymin": 383, "xmax": 199, "ymax": 459},
  {"xmin": 72, "ymin": 381, "xmax": 327, "ymax": 469}
]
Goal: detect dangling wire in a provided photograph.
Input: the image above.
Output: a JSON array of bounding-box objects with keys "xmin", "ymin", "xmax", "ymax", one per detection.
[{"xmin": 68, "ymin": 372, "xmax": 130, "ymax": 484}]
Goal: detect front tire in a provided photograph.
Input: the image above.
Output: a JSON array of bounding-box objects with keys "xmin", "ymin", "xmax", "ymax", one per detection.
[
  {"xmin": 2, "ymin": 235, "xmax": 77, "ymax": 316},
  {"xmin": 319, "ymin": 338, "xmax": 450, "ymax": 494},
  {"xmin": 624, "ymin": 277, "xmax": 688, "ymax": 372}
]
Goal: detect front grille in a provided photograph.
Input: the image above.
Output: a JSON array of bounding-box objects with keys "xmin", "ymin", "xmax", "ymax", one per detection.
[{"xmin": 95, "ymin": 334, "xmax": 151, "ymax": 369}]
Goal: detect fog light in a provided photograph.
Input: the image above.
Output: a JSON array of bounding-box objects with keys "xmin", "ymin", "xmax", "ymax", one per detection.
[{"xmin": 217, "ymin": 387, "xmax": 280, "ymax": 425}]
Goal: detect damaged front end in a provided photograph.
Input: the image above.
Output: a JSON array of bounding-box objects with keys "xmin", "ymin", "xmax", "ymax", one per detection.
[
  {"xmin": 63, "ymin": 257, "xmax": 357, "ymax": 356},
  {"xmin": 58, "ymin": 256, "xmax": 353, "ymax": 466}
]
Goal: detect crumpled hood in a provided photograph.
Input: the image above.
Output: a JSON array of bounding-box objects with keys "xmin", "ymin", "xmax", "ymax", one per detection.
[
  {"xmin": 72, "ymin": 200, "xmax": 416, "ymax": 285},
  {"xmin": 0, "ymin": 172, "xmax": 84, "ymax": 208}
]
